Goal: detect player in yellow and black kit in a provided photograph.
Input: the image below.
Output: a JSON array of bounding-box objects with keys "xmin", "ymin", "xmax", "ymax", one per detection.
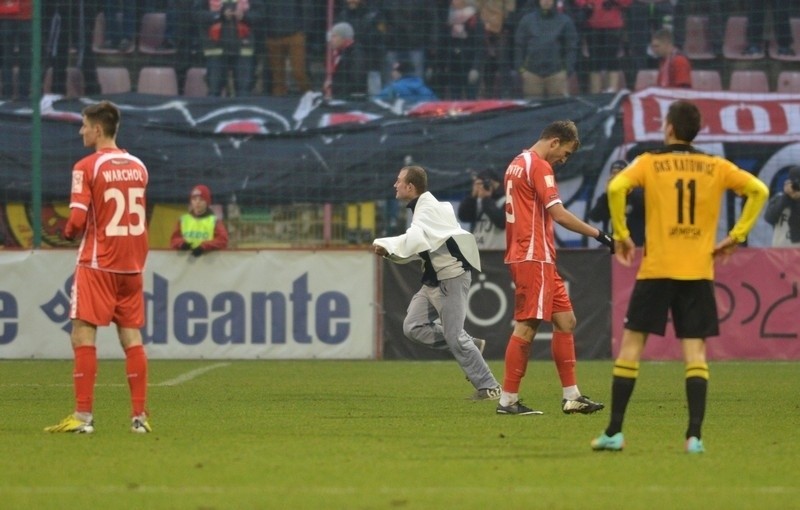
[{"xmin": 591, "ymin": 100, "xmax": 769, "ymax": 454}]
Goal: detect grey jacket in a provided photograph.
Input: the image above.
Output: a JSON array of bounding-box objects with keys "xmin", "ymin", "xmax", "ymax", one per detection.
[{"xmin": 514, "ymin": 8, "xmax": 578, "ymax": 77}]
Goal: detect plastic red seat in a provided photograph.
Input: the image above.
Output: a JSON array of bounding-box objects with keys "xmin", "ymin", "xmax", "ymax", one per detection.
[
  {"xmin": 768, "ymin": 18, "xmax": 800, "ymax": 61},
  {"xmin": 96, "ymin": 66, "xmax": 132, "ymax": 94},
  {"xmin": 137, "ymin": 66, "xmax": 178, "ymax": 95},
  {"xmin": 690, "ymin": 70, "xmax": 722, "ymax": 91},
  {"xmin": 183, "ymin": 67, "xmax": 208, "ymax": 97},
  {"xmin": 684, "ymin": 16, "xmax": 716, "ymax": 60},
  {"xmin": 723, "ymin": 16, "xmax": 764, "ymax": 60},
  {"xmin": 776, "ymin": 71, "xmax": 800, "ymax": 93},
  {"xmin": 728, "ymin": 70, "xmax": 769, "ymax": 92},
  {"xmin": 92, "ymin": 12, "xmax": 135, "ymax": 55},
  {"xmin": 138, "ymin": 12, "xmax": 175, "ymax": 55}
]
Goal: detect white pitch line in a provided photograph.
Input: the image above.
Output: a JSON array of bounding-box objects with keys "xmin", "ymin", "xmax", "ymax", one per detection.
[
  {"xmin": 152, "ymin": 362, "xmax": 230, "ymax": 387},
  {"xmin": 1, "ymin": 363, "xmax": 231, "ymax": 388}
]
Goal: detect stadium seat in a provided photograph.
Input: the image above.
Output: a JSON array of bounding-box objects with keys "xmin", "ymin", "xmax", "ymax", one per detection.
[
  {"xmin": 66, "ymin": 67, "xmax": 85, "ymax": 97},
  {"xmin": 768, "ymin": 18, "xmax": 800, "ymax": 61},
  {"xmin": 96, "ymin": 66, "xmax": 132, "ymax": 94},
  {"xmin": 728, "ymin": 70, "xmax": 770, "ymax": 93},
  {"xmin": 183, "ymin": 67, "xmax": 208, "ymax": 97},
  {"xmin": 634, "ymin": 70, "xmax": 658, "ymax": 91},
  {"xmin": 92, "ymin": 12, "xmax": 135, "ymax": 55},
  {"xmin": 684, "ymin": 15, "xmax": 716, "ymax": 60},
  {"xmin": 776, "ymin": 71, "xmax": 800, "ymax": 93},
  {"xmin": 138, "ymin": 12, "xmax": 175, "ymax": 55},
  {"xmin": 722, "ymin": 16, "xmax": 764, "ymax": 60},
  {"xmin": 690, "ymin": 70, "xmax": 722, "ymax": 91},
  {"xmin": 137, "ymin": 66, "xmax": 179, "ymax": 95}
]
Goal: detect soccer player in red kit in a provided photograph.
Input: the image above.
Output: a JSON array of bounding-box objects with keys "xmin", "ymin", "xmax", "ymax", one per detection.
[
  {"xmin": 45, "ymin": 100, "xmax": 151, "ymax": 434},
  {"xmin": 496, "ymin": 120, "xmax": 614, "ymax": 415}
]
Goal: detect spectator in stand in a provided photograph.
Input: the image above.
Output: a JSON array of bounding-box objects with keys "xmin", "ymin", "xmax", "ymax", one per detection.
[
  {"xmin": 588, "ymin": 159, "xmax": 645, "ymax": 246},
  {"xmin": 438, "ymin": 0, "xmax": 485, "ymax": 100},
  {"xmin": 625, "ymin": 0, "xmax": 679, "ymax": 87},
  {"xmin": 194, "ymin": 0, "xmax": 263, "ymax": 97},
  {"xmin": 171, "ymin": 184, "xmax": 229, "ymax": 257},
  {"xmin": 476, "ymin": 0, "xmax": 516, "ymax": 99},
  {"xmin": 43, "ymin": 0, "xmax": 102, "ymax": 97},
  {"xmin": 0, "ymin": 0, "xmax": 32, "ymax": 100},
  {"xmin": 374, "ymin": 59, "xmax": 438, "ymax": 103},
  {"xmin": 743, "ymin": 1, "xmax": 799, "ymax": 56},
  {"xmin": 336, "ymin": 0, "xmax": 387, "ymax": 95},
  {"xmin": 101, "ymin": 0, "xmax": 136, "ymax": 52},
  {"xmin": 651, "ymin": 28, "xmax": 691, "ymax": 88},
  {"xmin": 458, "ymin": 169, "xmax": 506, "ymax": 250},
  {"xmin": 764, "ymin": 166, "xmax": 800, "ymax": 247},
  {"xmin": 514, "ymin": 0, "xmax": 579, "ymax": 100},
  {"xmin": 326, "ymin": 22, "xmax": 367, "ymax": 100},
  {"xmin": 381, "ymin": 0, "xmax": 439, "ymax": 89},
  {"xmin": 263, "ymin": 0, "xmax": 312, "ymax": 96},
  {"xmin": 574, "ymin": 0, "xmax": 632, "ymax": 94}
]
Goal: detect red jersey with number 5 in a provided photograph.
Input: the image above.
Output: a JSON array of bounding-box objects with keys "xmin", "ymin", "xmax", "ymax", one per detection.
[
  {"xmin": 504, "ymin": 150, "xmax": 561, "ymax": 265},
  {"xmin": 70, "ymin": 148, "xmax": 149, "ymax": 273}
]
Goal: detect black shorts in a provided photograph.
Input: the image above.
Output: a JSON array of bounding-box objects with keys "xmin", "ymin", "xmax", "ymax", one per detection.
[{"xmin": 624, "ymin": 279, "xmax": 719, "ymax": 339}]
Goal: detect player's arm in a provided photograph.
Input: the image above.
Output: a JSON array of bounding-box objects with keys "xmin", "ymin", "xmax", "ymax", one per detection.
[
  {"xmin": 714, "ymin": 176, "xmax": 769, "ymax": 259},
  {"xmin": 727, "ymin": 176, "xmax": 770, "ymax": 243},
  {"xmin": 548, "ymin": 202, "xmax": 613, "ymax": 252},
  {"xmin": 63, "ymin": 206, "xmax": 87, "ymax": 240},
  {"xmin": 607, "ymin": 173, "xmax": 635, "ymax": 241}
]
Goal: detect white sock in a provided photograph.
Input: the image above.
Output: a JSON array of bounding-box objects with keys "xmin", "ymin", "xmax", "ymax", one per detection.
[
  {"xmin": 499, "ymin": 391, "xmax": 518, "ymax": 407},
  {"xmin": 563, "ymin": 386, "xmax": 580, "ymax": 401},
  {"xmin": 74, "ymin": 411, "xmax": 93, "ymax": 423}
]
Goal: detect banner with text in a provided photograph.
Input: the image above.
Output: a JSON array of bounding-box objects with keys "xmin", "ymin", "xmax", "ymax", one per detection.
[{"xmin": 0, "ymin": 250, "xmax": 377, "ymax": 359}]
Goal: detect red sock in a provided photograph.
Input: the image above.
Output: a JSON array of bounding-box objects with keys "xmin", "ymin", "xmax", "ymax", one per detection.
[
  {"xmin": 551, "ymin": 331, "xmax": 577, "ymax": 388},
  {"xmin": 73, "ymin": 345, "xmax": 97, "ymax": 414},
  {"xmin": 125, "ymin": 345, "xmax": 148, "ymax": 417},
  {"xmin": 503, "ymin": 335, "xmax": 532, "ymax": 393}
]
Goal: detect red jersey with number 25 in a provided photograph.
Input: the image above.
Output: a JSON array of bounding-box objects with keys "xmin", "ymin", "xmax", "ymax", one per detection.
[
  {"xmin": 70, "ymin": 148, "xmax": 149, "ymax": 273},
  {"xmin": 504, "ymin": 150, "xmax": 561, "ymax": 265}
]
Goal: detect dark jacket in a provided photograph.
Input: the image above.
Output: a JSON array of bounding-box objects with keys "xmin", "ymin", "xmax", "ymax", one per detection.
[
  {"xmin": 514, "ymin": 7, "xmax": 578, "ymax": 76},
  {"xmin": 263, "ymin": 0, "xmax": 313, "ymax": 38},
  {"xmin": 331, "ymin": 42, "xmax": 367, "ymax": 100},
  {"xmin": 336, "ymin": 3, "xmax": 387, "ymax": 71},
  {"xmin": 764, "ymin": 192, "xmax": 800, "ymax": 244}
]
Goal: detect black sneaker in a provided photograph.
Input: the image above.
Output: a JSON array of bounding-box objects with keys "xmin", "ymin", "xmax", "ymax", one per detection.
[
  {"xmin": 562, "ymin": 395, "xmax": 605, "ymax": 414},
  {"xmin": 496, "ymin": 400, "xmax": 543, "ymax": 415}
]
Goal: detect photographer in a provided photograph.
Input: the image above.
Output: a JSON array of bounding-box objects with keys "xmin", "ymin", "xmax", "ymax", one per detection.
[
  {"xmin": 457, "ymin": 169, "xmax": 506, "ymax": 250},
  {"xmin": 764, "ymin": 166, "xmax": 800, "ymax": 247}
]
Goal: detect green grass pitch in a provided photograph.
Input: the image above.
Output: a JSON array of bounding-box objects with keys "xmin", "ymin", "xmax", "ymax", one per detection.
[{"xmin": 1, "ymin": 359, "xmax": 798, "ymax": 509}]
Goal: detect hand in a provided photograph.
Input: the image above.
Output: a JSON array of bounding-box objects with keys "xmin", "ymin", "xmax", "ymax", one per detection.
[
  {"xmin": 595, "ymin": 230, "xmax": 615, "ymax": 254},
  {"xmin": 373, "ymin": 244, "xmax": 388, "ymax": 257},
  {"xmin": 191, "ymin": 246, "xmax": 204, "ymax": 257},
  {"xmin": 614, "ymin": 237, "xmax": 636, "ymax": 266},
  {"xmin": 712, "ymin": 236, "xmax": 739, "ymax": 263},
  {"xmin": 179, "ymin": 242, "xmax": 192, "ymax": 251}
]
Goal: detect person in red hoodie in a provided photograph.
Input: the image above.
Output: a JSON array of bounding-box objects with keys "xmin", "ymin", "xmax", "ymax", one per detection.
[
  {"xmin": 170, "ymin": 184, "xmax": 229, "ymax": 257},
  {"xmin": 0, "ymin": 0, "xmax": 31, "ymax": 100},
  {"xmin": 574, "ymin": 0, "xmax": 632, "ymax": 93}
]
